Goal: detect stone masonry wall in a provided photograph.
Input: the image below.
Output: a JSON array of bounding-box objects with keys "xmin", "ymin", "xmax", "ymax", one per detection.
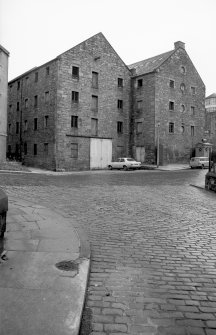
[
  {"xmin": 55, "ymin": 33, "xmax": 131, "ymax": 170},
  {"xmin": 155, "ymin": 48, "xmax": 205, "ymax": 164},
  {"xmin": 7, "ymin": 60, "xmax": 58, "ymax": 170}
]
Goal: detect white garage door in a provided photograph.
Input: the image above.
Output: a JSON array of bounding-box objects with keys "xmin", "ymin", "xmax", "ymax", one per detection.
[{"xmin": 90, "ymin": 138, "xmax": 112, "ymax": 169}]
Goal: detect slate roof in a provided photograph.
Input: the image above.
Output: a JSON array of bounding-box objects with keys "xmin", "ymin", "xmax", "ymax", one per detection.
[
  {"xmin": 206, "ymin": 93, "xmax": 216, "ymax": 99},
  {"xmin": 128, "ymin": 50, "xmax": 175, "ymax": 76}
]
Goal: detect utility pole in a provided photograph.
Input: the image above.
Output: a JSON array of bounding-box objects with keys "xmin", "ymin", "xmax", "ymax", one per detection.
[{"xmin": 157, "ymin": 123, "xmax": 160, "ymax": 168}]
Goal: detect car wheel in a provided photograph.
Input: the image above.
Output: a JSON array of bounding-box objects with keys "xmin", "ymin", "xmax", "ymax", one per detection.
[
  {"xmin": 108, "ymin": 165, "xmax": 112, "ymax": 170},
  {"xmin": 123, "ymin": 165, "xmax": 128, "ymax": 171}
]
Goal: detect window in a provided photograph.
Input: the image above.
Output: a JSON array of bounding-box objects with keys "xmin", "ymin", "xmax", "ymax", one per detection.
[
  {"xmin": 16, "ymin": 122, "xmax": 19, "ymax": 134},
  {"xmin": 25, "ymin": 98, "xmax": 28, "ymax": 108},
  {"xmin": 136, "ymin": 122, "xmax": 142, "ymax": 134},
  {"xmin": 181, "ymin": 104, "xmax": 185, "ymax": 112},
  {"xmin": 118, "ymin": 78, "xmax": 123, "ymax": 88},
  {"xmin": 191, "ymin": 86, "xmax": 196, "ymax": 94},
  {"xmin": 180, "ymin": 66, "xmax": 186, "ymax": 74},
  {"xmin": 117, "ymin": 121, "xmax": 123, "ymax": 134},
  {"xmin": 71, "ymin": 143, "xmax": 78, "ymax": 158},
  {"xmin": 117, "ymin": 99, "xmax": 123, "ymax": 110},
  {"xmin": 191, "ymin": 106, "xmax": 195, "ymax": 115},
  {"xmin": 180, "ymin": 125, "xmax": 185, "ymax": 133},
  {"xmin": 191, "ymin": 125, "xmax": 195, "ymax": 136},
  {"xmin": 169, "ymin": 122, "xmax": 174, "ymax": 133},
  {"xmin": 91, "ymin": 95, "xmax": 98, "ymax": 111},
  {"xmin": 25, "ymin": 77, "xmax": 29, "ymax": 85},
  {"xmin": 71, "ymin": 115, "xmax": 78, "ymax": 128},
  {"xmin": 34, "ymin": 95, "xmax": 38, "ymax": 107},
  {"xmin": 169, "ymin": 80, "xmax": 175, "ymax": 88},
  {"xmin": 44, "ymin": 143, "xmax": 48, "ymax": 156},
  {"xmin": 72, "ymin": 66, "xmax": 79, "ymax": 78},
  {"xmin": 34, "ymin": 118, "xmax": 38, "ymax": 130},
  {"xmin": 92, "ymin": 71, "xmax": 98, "ymax": 88},
  {"xmin": 72, "ymin": 91, "xmax": 79, "ymax": 102},
  {"xmin": 180, "ymin": 83, "xmax": 185, "ymax": 92},
  {"xmin": 34, "ymin": 144, "xmax": 37, "ymax": 156},
  {"xmin": 45, "ymin": 91, "xmax": 50, "ymax": 103},
  {"xmin": 24, "ymin": 142, "xmax": 27, "ymax": 155},
  {"xmin": 24, "ymin": 120, "xmax": 28, "ymax": 131},
  {"xmin": 169, "ymin": 101, "xmax": 174, "ymax": 111},
  {"xmin": 46, "ymin": 67, "xmax": 50, "ymax": 76},
  {"xmin": 17, "ymin": 102, "xmax": 20, "ymax": 111},
  {"xmin": 137, "ymin": 79, "xmax": 143, "ymax": 88},
  {"xmin": 35, "ymin": 72, "xmax": 38, "ymax": 82},
  {"xmin": 137, "ymin": 100, "xmax": 143, "ymax": 111},
  {"xmin": 8, "ymin": 124, "xmax": 11, "ymax": 134},
  {"xmin": 44, "ymin": 115, "xmax": 49, "ymax": 128},
  {"xmin": 17, "ymin": 81, "xmax": 20, "ymax": 90},
  {"xmin": 91, "ymin": 118, "xmax": 98, "ymax": 136}
]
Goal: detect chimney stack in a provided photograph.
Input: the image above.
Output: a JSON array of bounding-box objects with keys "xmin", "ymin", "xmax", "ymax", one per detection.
[{"xmin": 174, "ymin": 41, "xmax": 185, "ymax": 50}]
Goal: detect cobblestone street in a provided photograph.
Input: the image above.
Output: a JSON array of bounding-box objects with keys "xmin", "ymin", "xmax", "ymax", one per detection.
[{"xmin": 1, "ymin": 169, "xmax": 216, "ymax": 335}]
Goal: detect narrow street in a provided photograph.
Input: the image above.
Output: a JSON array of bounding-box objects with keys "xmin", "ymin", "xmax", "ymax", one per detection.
[{"xmin": 1, "ymin": 168, "xmax": 216, "ymax": 335}]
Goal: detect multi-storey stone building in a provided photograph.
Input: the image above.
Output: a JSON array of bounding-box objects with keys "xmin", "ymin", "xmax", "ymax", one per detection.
[
  {"xmin": 0, "ymin": 45, "xmax": 9, "ymax": 162},
  {"xmin": 7, "ymin": 33, "xmax": 205, "ymax": 170},
  {"xmin": 129, "ymin": 41, "xmax": 205, "ymax": 164}
]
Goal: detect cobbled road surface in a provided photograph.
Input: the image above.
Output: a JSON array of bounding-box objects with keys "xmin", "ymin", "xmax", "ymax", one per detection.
[{"xmin": 1, "ymin": 169, "xmax": 216, "ymax": 335}]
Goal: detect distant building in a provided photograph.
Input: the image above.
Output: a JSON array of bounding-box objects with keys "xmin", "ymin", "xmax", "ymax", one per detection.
[
  {"xmin": 205, "ymin": 93, "xmax": 216, "ymax": 148},
  {"xmin": 0, "ymin": 45, "xmax": 9, "ymax": 162},
  {"xmin": 7, "ymin": 34, "xmax": 205, "ymax": 170}
]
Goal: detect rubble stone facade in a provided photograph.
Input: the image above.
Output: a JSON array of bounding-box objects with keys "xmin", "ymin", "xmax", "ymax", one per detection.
[{"xmin": 7, "ymin": 34, "xmax": 205, "ymax": 170}]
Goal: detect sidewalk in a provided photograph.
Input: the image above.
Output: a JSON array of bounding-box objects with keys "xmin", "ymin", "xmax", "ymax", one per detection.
[{"xmin": 0, "ymin": 196, "xmax": 90, "ymax": 335}]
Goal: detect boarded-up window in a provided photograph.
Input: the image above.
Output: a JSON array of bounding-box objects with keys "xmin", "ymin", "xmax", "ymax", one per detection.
[
  {"xmin": 45, "ymin": 91, "xmax": 50, "ymax": 103},
  {"xmin": 137, "ymin": 100, "xmax": 142, "ymax": 111},
  {"xmin": 34, "ymin": 95, "xmax": 38, "ymax": 107},
  {"xmin": 72, "ymin": 66, "xmax": 79, "ymax": 78},
  {"xmin": 44, "ymin": 143, "xmax": 48, "ymax": 156},
  {"xmin": 91, "ymin": 118, "xmax": 98, "ymax": 136},
  {"xmin": 25, "ymin": 99, "xmax": 28, "ymax": 108},
  {"xmin": 91, "ymin": 95, "xmax": 98, "ymax": 111},
  {"xmin": 71, "ymin": 143, "xmax": 78, "ymax": 158},
  {"xmin": 191, "ymin": 126, "xmax": 195, "ymax": 136},
  {"xmin": 92, "ymin": 72, "xmax": 98, "ymax": 88},
  {"xmin": 118, "ymin": 78, "xmax": 123, "ymax": 87},
  {"xmin": 44, "ymin": 115, "xmax": 49, "ymax": 128},
  {"xmin": 136, "ymin": 122, "xmax": 142, "ymax": 134}
]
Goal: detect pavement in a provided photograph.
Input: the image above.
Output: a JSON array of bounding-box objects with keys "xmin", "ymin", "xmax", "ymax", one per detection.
[{"xmin": 0, "ymin": 195, "xmax": 90, "ymax": 335}]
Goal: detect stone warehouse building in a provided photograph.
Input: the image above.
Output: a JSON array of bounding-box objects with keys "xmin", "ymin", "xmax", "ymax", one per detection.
[{"xmin": 7, "ymin": 33, "xmax": 205, "ymax": 170}]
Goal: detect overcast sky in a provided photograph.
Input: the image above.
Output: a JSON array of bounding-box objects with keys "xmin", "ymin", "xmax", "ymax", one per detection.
[{"xmin": 1, "ymin": 0, "xmax": 215, "ymax": 96}]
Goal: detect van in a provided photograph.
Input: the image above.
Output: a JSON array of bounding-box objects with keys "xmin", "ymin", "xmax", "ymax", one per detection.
[{"xmin": 189, "ymin": 157, "xmax": 209, "ymax": 169}]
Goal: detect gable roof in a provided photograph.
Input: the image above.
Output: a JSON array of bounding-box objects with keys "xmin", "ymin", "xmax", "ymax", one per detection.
[{"xmin": 128, "ymin": 50, "xmax": 174, "ymax": 76}]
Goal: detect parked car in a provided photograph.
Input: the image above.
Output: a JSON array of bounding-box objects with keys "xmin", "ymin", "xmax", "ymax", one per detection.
[
  {"xmin": 108, "ymin": 158, "xmax": 141, "ymax": 170},
  {"xmin": 189, "ymin": 157, "xmax": 210, "ymax": 169}
]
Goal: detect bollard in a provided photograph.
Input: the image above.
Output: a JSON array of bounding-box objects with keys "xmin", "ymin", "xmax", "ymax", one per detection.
[{"xmin": 0, "ymin": 188, "xmax": 8, "ymax": 238}]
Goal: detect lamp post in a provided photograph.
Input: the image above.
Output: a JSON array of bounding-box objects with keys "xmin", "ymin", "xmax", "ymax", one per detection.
[{"xmin": 156, "ymin": 123, "xmax": 160, "ymax": 168}]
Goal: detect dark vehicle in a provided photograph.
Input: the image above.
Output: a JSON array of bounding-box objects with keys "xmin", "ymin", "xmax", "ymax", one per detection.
[{"xmin": 0, "ymin": 188, "xmax": 8, "ymax": 238}]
